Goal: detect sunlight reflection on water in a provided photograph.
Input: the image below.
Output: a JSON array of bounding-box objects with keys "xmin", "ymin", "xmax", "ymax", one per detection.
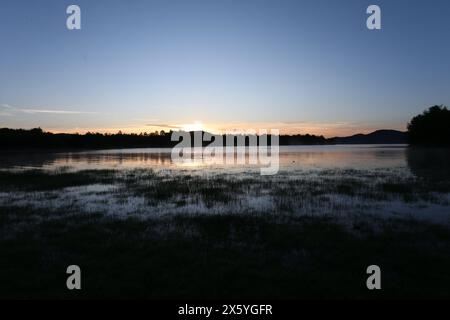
[{"xmin": 0, "ymin": 145, "xmax": 409, "ymax": 173}]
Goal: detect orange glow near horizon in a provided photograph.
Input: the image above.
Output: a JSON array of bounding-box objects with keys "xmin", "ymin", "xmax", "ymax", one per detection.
[{"xmin": 44, "ymin": 120, "xmax": 407, "ymax": 138}]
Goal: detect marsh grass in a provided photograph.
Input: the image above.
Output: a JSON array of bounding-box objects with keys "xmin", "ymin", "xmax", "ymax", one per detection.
[
  {"xmin": 0, "ymin": 168, "xmax": 449, "ymax": 298},
  {"xmin": 0, "ymin": 205, "xmax": 449, "ymax": 299},
  {"xmin": 1, "ymin": 168, "xmax": 449, "ymax": 219},
  {"xmin": 0, "ymin": 169, "xmax": 116, "ymax": 191}
]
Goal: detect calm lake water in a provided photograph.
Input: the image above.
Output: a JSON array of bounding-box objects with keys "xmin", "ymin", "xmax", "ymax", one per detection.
[
  {"xmin": 0, "ymin": 145, "xmax": 414, "ymax": 172},
  {"xmin": 2, "ymin": 144, "xmax": 450, "ymax": 183},
  {"xmin": 1, "ymin": 145, "xmax": 449, "ymax": 223}
]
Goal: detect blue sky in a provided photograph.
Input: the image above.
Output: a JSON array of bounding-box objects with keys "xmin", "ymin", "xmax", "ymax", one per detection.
[{"xmin": 1, "ymin": 0, "xmax": 449, "ymax": 136}]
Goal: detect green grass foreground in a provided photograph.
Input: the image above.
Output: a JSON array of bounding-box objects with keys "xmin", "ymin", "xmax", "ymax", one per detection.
[{"xmin": 1, "ymin": 205, "xmax": 449, "ymax": 299}]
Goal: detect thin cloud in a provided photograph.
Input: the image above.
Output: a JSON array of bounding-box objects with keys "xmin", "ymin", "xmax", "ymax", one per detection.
[
  {"xmin": 1, "ymin": 104, "xmax": 99, "ymax": 115},
  {"xmin": 146, "ymin": 123, "xmax": 182, "ymax": 129},
  {"xmin": 132, "ymin": 118, "xmax": 160, "ymax": 122},
  {"xmin": 20, "ymin": 109, "xmax": 98, "ymax": 115}
]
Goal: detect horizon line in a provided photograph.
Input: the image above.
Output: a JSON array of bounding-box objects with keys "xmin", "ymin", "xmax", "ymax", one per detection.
[{"xmin": 0, "ymin": 126, "xmax": 407, "ymax": 139}]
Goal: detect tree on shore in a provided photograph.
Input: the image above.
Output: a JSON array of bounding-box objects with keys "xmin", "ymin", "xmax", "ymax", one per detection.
[{"xmin": 407, "ymin": 105, "xmax": 450, "ymax": 146}]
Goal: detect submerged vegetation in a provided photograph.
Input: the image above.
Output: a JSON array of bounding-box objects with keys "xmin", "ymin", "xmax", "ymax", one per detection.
[
  {"xmin": 0, "ymin": 169, "xmax": 116, "ymax": 191},
  {"xmin": 0, "ymin": 165, "xmax": 449, "ymax": 298},
  {"xmin": 1, "ymin": 167, "xmax": 449, "ymax": 211},
  {"xmin": 1, "ymin": 206, "xmax": 449, "ymax": 299}
]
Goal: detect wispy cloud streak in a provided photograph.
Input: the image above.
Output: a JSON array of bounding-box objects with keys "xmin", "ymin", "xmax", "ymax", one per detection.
[
  {"xmin": 1, "ymin": 104, "xmax": 99, "ymax": 115},
  {"xmin": 146, "ymin": 123, "xmax": 183, "ymax": 129}
]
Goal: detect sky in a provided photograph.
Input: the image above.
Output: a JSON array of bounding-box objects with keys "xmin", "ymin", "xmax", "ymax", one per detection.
[{"xmin": 0, "ymin": 0, "xmax": 449, "ymax": 137}]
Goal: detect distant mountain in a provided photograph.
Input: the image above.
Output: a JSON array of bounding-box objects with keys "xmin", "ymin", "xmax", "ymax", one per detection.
[{"xmin": 330, "ymin": 130, "xmax": 407, "ymax": 144}]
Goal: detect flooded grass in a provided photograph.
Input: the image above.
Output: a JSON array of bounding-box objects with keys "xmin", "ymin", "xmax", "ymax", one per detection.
[
  {"xmin": 1, "ymin": 168, "xmax": 449, "ymax": 219},
  {"xmin": 0, "ymin": 166, "xmax": 449, "ymax": 298},
  {"xmin": 0, "ymin": 205, "xmax": 449, "ymax": 299},
  {"xmin": 0, "ymin": 169, "xmax": 117, "ymax": 191}
]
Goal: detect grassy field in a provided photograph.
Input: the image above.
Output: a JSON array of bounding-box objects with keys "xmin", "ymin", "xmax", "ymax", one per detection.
[{"xmin": 0, "ymin": 168, "xmax": 449, "ymax": 299}]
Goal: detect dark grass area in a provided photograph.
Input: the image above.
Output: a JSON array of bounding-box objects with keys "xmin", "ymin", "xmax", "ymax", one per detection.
[
  {"xmin": 0, "ymin": 169, "xmax": 117, "ymax": 191},
  {"xmin": 1, "ymin": 205, "xmax": 449, "ymax": 299}
]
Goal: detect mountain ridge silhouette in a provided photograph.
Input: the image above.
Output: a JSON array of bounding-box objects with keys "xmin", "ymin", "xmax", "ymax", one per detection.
[{"xmin": 330, "ymin": 129, "xmax": 407, "ymax": 144}]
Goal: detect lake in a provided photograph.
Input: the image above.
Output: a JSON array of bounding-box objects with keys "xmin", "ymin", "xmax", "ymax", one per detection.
[
  {"xmin": 0, "ymin": 144, "xmax": 449, "ymax": 223},
  {"xmin": 0, "ymin": 144, "xmax": 409, "ymax": 171}
]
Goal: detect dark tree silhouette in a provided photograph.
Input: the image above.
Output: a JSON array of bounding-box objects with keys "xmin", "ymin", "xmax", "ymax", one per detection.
[
  {"xmin": 0, "ymin": 128, "xmax": 328, "ymax": 150},
  {"xmin": 407, "ymin": 105, "xmax": 450, "ymax": 146}
]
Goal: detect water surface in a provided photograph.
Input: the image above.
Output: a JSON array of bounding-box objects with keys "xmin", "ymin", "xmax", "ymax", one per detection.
[{"xmin": 0, "ymin": 144, "xmax": 410, "ymax": 172}]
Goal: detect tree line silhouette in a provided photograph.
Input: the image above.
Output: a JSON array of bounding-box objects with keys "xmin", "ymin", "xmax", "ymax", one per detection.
[
  {"xmin": 0, "ymin": 128, "xmax": 328, "ymax": 150},
  {"xmin": 407, "ymin": 105, "xmax": 450, "ymax": 146},
  {"xmin": 1, "ymin": 105, "xmax": 447, "ymax": 150}
]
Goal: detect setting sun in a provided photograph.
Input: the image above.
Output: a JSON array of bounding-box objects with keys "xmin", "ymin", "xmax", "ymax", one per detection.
[{"xmin": 182, "ymin": 121, "xmax": 203, "ymax": 132}]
